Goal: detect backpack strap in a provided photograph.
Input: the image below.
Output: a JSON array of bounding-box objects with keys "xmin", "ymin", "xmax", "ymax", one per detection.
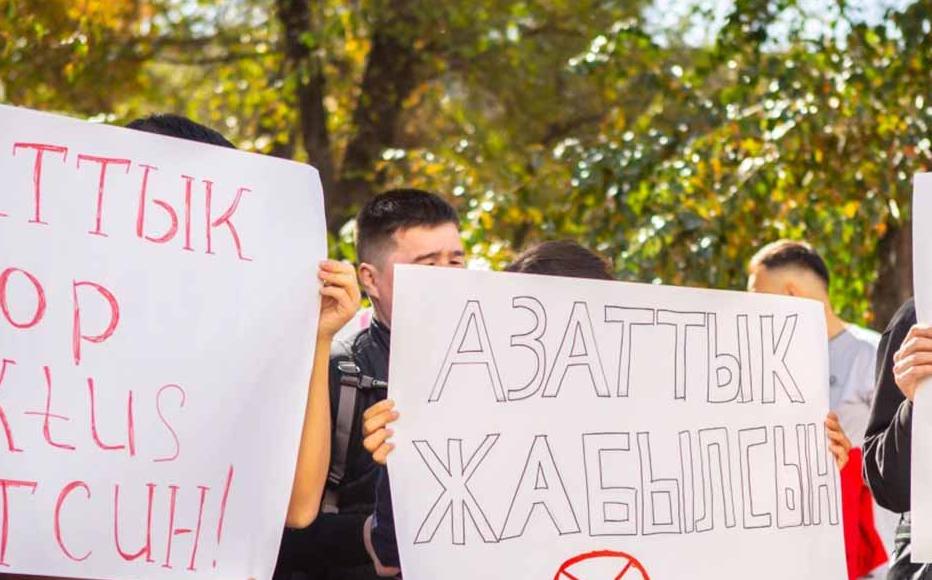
[{"xmin": 322, "ymin": 335, "xmax": 389, "ymax": 514}]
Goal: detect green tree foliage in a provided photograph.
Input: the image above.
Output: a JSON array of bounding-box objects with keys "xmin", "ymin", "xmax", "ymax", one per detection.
[
  {"xmin": 1, "ymin": 0, "xmax": 929, "ymax": 325},
  {"xmin": 555, "ymin": 1, "xmax": 931, "ymax": 325},
  {"xmin": 0, "ymin": 0, "xmax": 148, "ymax": 111}
]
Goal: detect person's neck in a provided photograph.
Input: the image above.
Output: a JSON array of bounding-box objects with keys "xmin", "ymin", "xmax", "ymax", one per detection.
[
  {"xmin": 825, "ymin": 305, "xmax": 847, "ymax": 339},
  {"xmin": 372, "ymin": 305, "xmax": 391, "ymax": 331}
]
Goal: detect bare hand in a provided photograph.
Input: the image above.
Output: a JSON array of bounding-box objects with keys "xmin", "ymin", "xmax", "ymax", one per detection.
[
  {"xmin": 893, "ymin": 324, "xmax": 932, "ymax": 402},
  {"xmin": 825, "ymin": 411, "xmax": 851, "ymax": 470},
  {"xmin": 317, "ymin": 260, "xmax": 361, "ymax": 341},
  {"xmin": 362, "ymin": 399, "xmax": 399, "ymax": 465}
]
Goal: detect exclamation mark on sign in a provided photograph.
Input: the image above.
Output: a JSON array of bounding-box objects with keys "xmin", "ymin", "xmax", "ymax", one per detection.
[{"xmin": 213, "ymin": 465, "xmax": 235, "ymax": 568}]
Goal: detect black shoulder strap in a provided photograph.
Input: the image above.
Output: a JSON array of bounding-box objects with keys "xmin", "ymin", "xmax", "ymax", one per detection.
[{"xmin": 323, "ymin": 332, "xmax": 388, "ymax": 514}]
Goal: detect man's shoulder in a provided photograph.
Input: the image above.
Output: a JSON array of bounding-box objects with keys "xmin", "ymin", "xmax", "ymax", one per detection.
[
  {"xmin": 846, "ymin": 323, "xmax": 882, "ymax": 350},
  {"xmin": 333, "ymin": 307, "xmax": 374, "ymax": 343},
  {"xmin": 328, "ymin": 325, "xmax": 388, "ymax": 376},
  {"xmin": 884, "ymin": 298, "xmax": 916, "ymax": 335},
  {"xmin": 330, "ymin": 329, "xmax": 363, "ymax": 362}
]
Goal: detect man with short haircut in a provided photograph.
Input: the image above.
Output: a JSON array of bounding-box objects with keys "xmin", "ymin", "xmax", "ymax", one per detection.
[
  {"xmin": 748, "ymin": 241, "xmax": 880, "ymax": 443},
  {"xmin": 276, "ymin": 189, "xmax": 464, "ymax": 580},
  {"xmin": 748, "ymin": 239, "xmax": 893, "ymax": 578}
]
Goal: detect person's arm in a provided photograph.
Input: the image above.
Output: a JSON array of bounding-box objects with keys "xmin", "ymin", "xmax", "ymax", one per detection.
[
  {"xmin": 863, "ymin": 301, "xmax": 917, "ymax": 513},
  {"xmin": 286, "ymin": 260, "xmax": 361, "ymax": 528}
]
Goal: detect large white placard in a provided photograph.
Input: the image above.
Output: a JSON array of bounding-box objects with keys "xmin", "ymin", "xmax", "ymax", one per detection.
[
  {"xmin": 0, "ymin": 105, "xmax": 325, "ymax": 579},
  {"xmin": 388, "ymin": 266, "xmax": 846, "ymax": 579},
  {"xmin": 911, "ymin": 172, "xmax": 932, "ymax": 562}
]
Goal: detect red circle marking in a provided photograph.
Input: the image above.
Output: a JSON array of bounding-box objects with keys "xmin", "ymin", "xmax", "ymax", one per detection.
[{"xmin": 553, "ymin": 549, "xmax": 650, "ymax": 580}]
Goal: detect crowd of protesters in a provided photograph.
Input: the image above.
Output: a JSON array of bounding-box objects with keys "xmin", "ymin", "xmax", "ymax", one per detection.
[{"xmin": 2, "ymin": 113, "xmax": 925, "ymax": 580}]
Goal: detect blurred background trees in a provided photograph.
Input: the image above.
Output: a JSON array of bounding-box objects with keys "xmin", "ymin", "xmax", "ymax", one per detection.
[{"xmin": 1, "ymin": 0, "xmax": 929, "ymax": 327}]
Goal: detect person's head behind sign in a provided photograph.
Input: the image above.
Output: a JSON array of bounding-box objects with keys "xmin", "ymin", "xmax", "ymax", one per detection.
[
  {"xmin": 126, "ymin": 113, "xmax": 236, "ymax": 149},
  {"xmin": 747, "ymin": 239, "xmax": 830, "ymax": 300},
  {"xmin": 505, "ymin": 240, "xmax": 614, "ymax": 281},
  {"xmin": 356, "ymin": 188, "xmax": 463, "ymax": 327}
]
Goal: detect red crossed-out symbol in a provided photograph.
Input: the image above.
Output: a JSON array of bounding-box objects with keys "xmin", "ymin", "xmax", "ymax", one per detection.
[{"xmin": 553, "ymin": 549, "xmax": 650, "ymax": 580}]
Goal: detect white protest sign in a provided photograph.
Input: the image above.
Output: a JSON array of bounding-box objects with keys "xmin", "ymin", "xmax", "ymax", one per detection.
[
  {"xmin": 388, "ymin": 266, "xmax": 846, "ymax": 579},
  {"xmin": 0, "ymin": 105, "xmax": 325, "ymax": 579},
  {"xmin": 911, "ymin": 172, "xmax": 932, "ymax": 562}
]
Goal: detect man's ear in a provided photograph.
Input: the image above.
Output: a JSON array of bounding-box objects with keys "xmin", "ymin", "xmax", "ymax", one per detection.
[{"xmin": 358, "ymin": 263, "xmax": 381, "ymax": 300}]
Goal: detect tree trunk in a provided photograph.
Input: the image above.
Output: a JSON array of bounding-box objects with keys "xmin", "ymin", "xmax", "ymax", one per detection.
[
  {"xmin": 871, "ymin": 222, "xmax": 913, "ymax": 330},
  {"xmin": 278, "ymin": 0, "xmax": 429, "ymax": 231},
  {"xmin": 276, "ymin": 0, "xmax": 337, "ymax": 225},
  {"xmin": 333, "ymin": 10, "xmax": 425, "ymax": 227}
]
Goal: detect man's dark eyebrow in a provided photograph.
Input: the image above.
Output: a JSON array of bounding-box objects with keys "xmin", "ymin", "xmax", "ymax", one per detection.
[{"xmin": 413, "ymin": 251, "xmax": 442, "ymax": 262}]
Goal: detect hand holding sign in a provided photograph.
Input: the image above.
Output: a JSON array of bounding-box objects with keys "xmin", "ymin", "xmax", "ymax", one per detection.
[
  {"xmin": 892, "ymin": 324, "xmax": 932, "ymax": 401},
  {"xmin": 824, "ymin": 412, "xmax": 851, "ymax": 470},
  {"xmin": 316, "ymin": 260, "xmax": 362, "ymax": 342},
  {"xmin": 362, "ymin": 399, "xmax": 398, "ymax": 465}
]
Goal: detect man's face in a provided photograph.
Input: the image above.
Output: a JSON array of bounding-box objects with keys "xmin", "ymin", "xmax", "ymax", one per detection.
[
  {"xmin": 746, "ymin": 264, "xmax": 790, "ymax": 296},
  {"xmin": 360, "ymin": 222, "xmax": 465, "ymax": 326}
]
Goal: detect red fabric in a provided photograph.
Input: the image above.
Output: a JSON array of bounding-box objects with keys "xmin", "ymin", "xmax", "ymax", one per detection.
[{"xmin": 840, "ymin": 448, "xmax": 888, "ymax": 579}]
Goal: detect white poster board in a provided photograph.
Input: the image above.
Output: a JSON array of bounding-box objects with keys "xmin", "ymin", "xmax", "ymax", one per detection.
[
  {"xmin": 911, "ymin": 172, "xmax": 932, "ymax": 562},
  {"xmin": 0, "ymin": 105, "xmax": 325, "ymax": 579},
  {"xmin": 388, "ymin": 266, "xmax": 846, "ymax": 579}
]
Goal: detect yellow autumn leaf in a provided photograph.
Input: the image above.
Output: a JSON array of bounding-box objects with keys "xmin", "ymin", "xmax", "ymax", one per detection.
[{"xmin": 843, "ymin": 200, "xmax": 859, "ymax": 218}]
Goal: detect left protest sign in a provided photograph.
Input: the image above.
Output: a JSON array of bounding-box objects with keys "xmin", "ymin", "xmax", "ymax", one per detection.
[{"xmin": 0, "ymin": 105, "xmax": 326, "ymax": 579}]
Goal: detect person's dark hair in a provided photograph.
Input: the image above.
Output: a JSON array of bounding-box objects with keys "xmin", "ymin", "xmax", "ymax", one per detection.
[
  {"xmin": 126, "ymin": 114, "xmax": 235, "ymax": 149},
  {"xmin": 356, "ymin": 188, "xmax": 459, "ymax": 264},
  {"xmin": 505, "ymin": 240, "xmax": 614, "ymax": 281},
  {"xmin": 749, "ymin": 240, "xmax": 830, "ymax": 287}
]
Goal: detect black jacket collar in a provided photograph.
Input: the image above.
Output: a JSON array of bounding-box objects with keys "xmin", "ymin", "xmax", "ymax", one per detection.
[{"xmin": 370, "ymin": 316, "xmax": 391, "ymax": 353}]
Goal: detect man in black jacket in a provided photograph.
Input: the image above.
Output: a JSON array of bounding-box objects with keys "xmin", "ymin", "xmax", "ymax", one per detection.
[
  {"xmin": 864, "ymin": 298, "xmax": 932, "ymax": 578},
  {"xmin": 275, "ymin": 189, "xmax": 464, "ymax": 579}
]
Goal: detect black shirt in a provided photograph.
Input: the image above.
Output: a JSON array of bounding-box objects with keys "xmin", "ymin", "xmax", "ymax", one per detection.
[
  {"xmin": 327, "ymin": 318, "xmax": 391, "ymax": 511},
  {"xmin": 863, "ymin": 299, "xmax": 915, "ymax": 513},
  {"xmin": 371, "ymin": 466, "xmax": 399, "ymax": 567}
]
